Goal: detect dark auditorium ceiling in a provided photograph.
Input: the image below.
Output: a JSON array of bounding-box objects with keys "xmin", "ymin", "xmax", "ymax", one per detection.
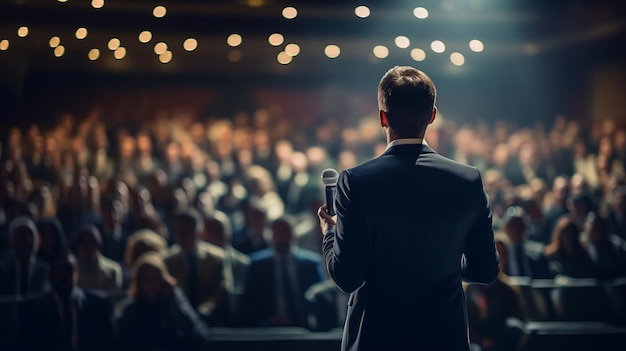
[{"xmin": 0, "ymin": 0, "xmax": 624, "ymax": 79}]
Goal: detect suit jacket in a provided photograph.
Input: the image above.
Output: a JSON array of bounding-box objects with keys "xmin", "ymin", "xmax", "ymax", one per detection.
[
  {"xmin": 164, "ymin": 241, "xmax": 225, "ymax": 316},
  {"xmin": 19, "ymin": 288, "xmax": 115, "ymax": 351},
  {"xmin": 323, "ymin": 143, "xmax": 500, "ymax": 351},
  {"xmin": 241, "ymin": 247, "xmax": 325, "ymax": 328},
  {"xmin": 0, "ymin": 252, "xmax": 49, "ymax": 295}
]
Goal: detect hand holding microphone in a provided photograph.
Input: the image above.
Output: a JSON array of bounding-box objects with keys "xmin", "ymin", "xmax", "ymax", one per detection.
[{"xmin": 318, "ymin": 169, "xmax": 338, "ymax": 234}]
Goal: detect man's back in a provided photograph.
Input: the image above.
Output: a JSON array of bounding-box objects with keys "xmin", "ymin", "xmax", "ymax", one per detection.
[{"xmin": 324, "ymin": 143, "xmax": 499, "ymax": 350}]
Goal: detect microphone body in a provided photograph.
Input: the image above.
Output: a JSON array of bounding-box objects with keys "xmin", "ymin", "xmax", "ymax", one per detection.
[{"xmin": 321, "ymin": 168, "xmax": 339, "ymax": 216}]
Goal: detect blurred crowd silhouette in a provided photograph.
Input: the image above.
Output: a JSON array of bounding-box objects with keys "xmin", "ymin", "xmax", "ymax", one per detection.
[{"xmin": 1, "ymin": 107, "xmax": 626, "ymax": 351}]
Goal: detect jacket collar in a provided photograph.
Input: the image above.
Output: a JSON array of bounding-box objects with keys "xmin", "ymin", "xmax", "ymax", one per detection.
[{"xmin": 383, "ymin": 143, "xmax": 435, "ymax": 156}]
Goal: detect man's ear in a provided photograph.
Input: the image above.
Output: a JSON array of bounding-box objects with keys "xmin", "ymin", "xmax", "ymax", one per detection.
[
  {"xmin": 379, "ymin": 110, "xmax": 388, "ymax": 128},
  {"xmin": 428, "ymin": 106, "xmax": 437, "ymax": 125}
]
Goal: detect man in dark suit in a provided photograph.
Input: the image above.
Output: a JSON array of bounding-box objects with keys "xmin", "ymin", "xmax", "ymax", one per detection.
[
  {"xmin": 317, "ymin": 66, "xmax": 500, "ymax": 351},
  {"xmin": 19, "ymin": 252, "xmax": 115, "ymax": 351},
  {"xmin": 241, "ymin": 216, "xmax": 325, "ymax": 328}
]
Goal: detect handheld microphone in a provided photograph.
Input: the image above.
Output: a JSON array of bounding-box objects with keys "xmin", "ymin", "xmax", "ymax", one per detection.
[{"xmin": 321, "ymin": 168, "xmax": 339, "ymax": 216}]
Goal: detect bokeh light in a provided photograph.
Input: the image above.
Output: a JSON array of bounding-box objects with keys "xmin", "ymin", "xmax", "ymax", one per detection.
[
  {"xmin": 430, "ymin": 40, "xmax": 446, "ymax": 53},
  {"xmin": 108, "ymin": 38, "xmax": 120, "ymax": 50},
  {"xmin": 154, "ymin": 42, "xmax": 167, "ymax": 55},
  {"xmin": 91, "ymin": 0, "xmax": 104, "ymax": 9},
  {"xmin": 183, "ymin": 38, "xmax": 198, "ymax": 51},
  {"xmin": 54, "ymin": 45, "xmax": 65, "ymax": 57},
  {"xmin": 277, "ymin": 51, "xmax": 292, "ymax": 65},
  {"xmin": 373, "ymin": 45, "xmax": 389, "ymax": 59},
  {"xmin": 325, "ymin": 45, "xmax": 340, "ymax": 58},
  {"xmin": 355, "ymin": 6, "xmax": 370, "ymax": 18},
  {"xmin": 153, "ymin": 6, "xmax": 167, "ymax": 18},
  {"xmin": 75, "ymin": 28, "xmax": 88, "ymax": 40},
  {"xmin": 413, "ymin": 7, "xmax": 429, "ymax": 19},
  {"xmin": 114, "ymin": 47, "xmax": 126, "ymax": 59},
  {"xmin": 410, "ymin": 48, "xmax": 426, "ymax": 61},
  {"xmin": 285, "ymin": 43, "xmax": 300, "ymax": 57},
  {"xmin": 395, "ymin": 36, "xmax": 410, "ymax": 49},
  {"xmin": 88, "ymin": 48, "xmax": 100, "ymax": 60},
  {"xmin": 268, "ymin": 33, "xmax": 284, "ymax": 46},
  {"xmin": 450, "ymin": 52, "xmax": 465, "ymax": 66},
  {"xmin": 139, "ymin": 31, "xmax": 152, "ymax": 43},
  {"xmin": 49, "ymin": 36, "xmax": 61, "ymax": 48},
  {"xmin": 469, "ymin": 39, "xmax": 484, "ymax": 53},
  {"xmin": 282, "ymin": 7, "xmax": 297, "ymax": 19},
  {"xmin": 18, "ymin": 26, "xmax": 29, "ymax": 38},
  {"xmin": 227, "ymin": 34, "xmax": 242, "ymax": 47}
]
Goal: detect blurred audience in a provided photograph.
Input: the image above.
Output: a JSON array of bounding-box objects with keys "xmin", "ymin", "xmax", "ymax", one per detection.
[
  {"xmin": 74, "ymin": 223, "xmax": 123, "ymax": 292},
  {"xmin": 545, "ymin": 216, "xmax": 596, "ymax": 278}
]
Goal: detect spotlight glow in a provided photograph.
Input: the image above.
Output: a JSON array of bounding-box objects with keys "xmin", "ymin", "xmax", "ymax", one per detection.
[
  {"xmin": 373, "ymin": 45, "xmax": 389, "ymax": 59},
  {"xmin": 17, "ymin": 26, "xmax": 29, "ymax": 38},
  {"xmin": 91, "ymin": 0, "xmax": 104, "ymax": 9},
  {"xmin": 430, "ymin": 40, "xmax": 445, "ymax": 53},
  {"xmin": 325, "ymin": 44, "xmax": 340, "ymax": 58},
  {"xmin": 159, "ymin": 51, "xmax": 172, "ymax": 63},
  {"xmin": 88, "ymin": 48, "xmax": 100, "ymax": 60},
  {"xmin": 285, "ymin": 43, "xmax": 300, "ymax": 57},
  {"xmin": 54, "ymin": 45, "xmax": 65, "ymax": 57},
  {"xmin": 354, "ymin": 6, "xmax": 370, "ymax": 18},
  {"xmin": 139, "ymin": 31, "xmax": 152, "ymax": 43},
  {"xmin": 114, "ymin": 47, "xmax": 126, "ymax": 59},
  {"xmin": 450, "ymin": 52, "xmax": 465, "ymax": 66},
  {"xmin": 49, "ymin": 36, "xmax": 61, "ymax": 48},
  {"xmin": 75, "ymin": 28, "xmax": 88, "ymax": 40},
  {"xmin": 277, "ymin": 51, "xmax": 292, "ymax": 65},
  {"xmin": 268, "ymin": 33, "xmax": 284, "ymax": 46},
  {"xmin": 0, "ymin": 40, "xmax": 9, "ymax": 51},
  {"xmin": 469, "ymin": 39, "xmax": 484, "ymax": 53},
  {"xmin": 282, "ymin": 7, "xmax": 297, "ymax": 19},
  {"xmin": 227, "ymin": 34, "xmax": 242, "ymax": 47},
  {"xmin": 153, "ymin": 6, "xmax": 167, "ymax": 18},
  {"xmin": 154, "ymin": 42, "xmax": 167, "ymax": 55},
  {"xmin": 108, "ymin": 38, "xmax": 120, "ymax": 50},
  {"xmin": 413, "ymin": 7, "xmax": 429, "ymax": 19},
  {"xmin": 410, "ymin": 48, "xmax": 426, "ymax": 61},
  {"xmin": 395, "ymin": 36, "xmax": 410, "ymax": 49},
  {"xmin": 183, "ymin": 38, "xmax": 198, "ymax": 51}
]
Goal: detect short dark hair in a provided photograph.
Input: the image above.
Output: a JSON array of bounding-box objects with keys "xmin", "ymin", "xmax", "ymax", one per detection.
[
  {"xmin": 378, "ymin": 66, "xmax": 437, "ymax": 137},
  {"xmin": 174, "ymin": 208, "xmax": 204, "ymax": 235}
]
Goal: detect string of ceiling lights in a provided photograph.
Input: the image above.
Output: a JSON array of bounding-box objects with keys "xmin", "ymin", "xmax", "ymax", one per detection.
[{"xmin": 0, "ymin": 1, "xmax": 485, "ymax": 67}]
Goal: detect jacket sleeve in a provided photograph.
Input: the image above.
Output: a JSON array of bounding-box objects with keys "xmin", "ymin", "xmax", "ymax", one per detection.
[
  {"xmin": 461, "ymin": 171, "xmax": 500, "ymax": 284},
  {"xmin": 323, "ymin": 170, "xmax": 369, "ymax": 293}
]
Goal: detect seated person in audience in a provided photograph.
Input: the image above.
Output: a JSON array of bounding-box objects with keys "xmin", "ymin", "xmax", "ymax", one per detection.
[
  {"xmin": 0, "ymin": 216, "xmax": 49, "ymax": 295},
  {"xmin": 124, "ymin": 228, "xmax": 168, "ymax": 269},
  {"xmin": 501, "ymin": 207, "xmax": 552, "ymax": 279},
  {"xmin": 164, "ymin": 209, "xmax": 227, "ymax": 325},
  {"xmin": 466, "ymin": 234, "xmax": 526, "ymax": 351},
  {"xmin": 19, "ymin": 252, "xmax": 114, "ymax": 351},
  {"xmin": 543, "ymin": 176, "xmax": 570, "ymax": 237},
  {"xmin": 583, "ymin": 213, "xmax": 626, "ymax": 279},
  {"xmin": 232, "ymin": 201, "xmax": 270, "ymax": 255},
  {"xmin": 305, "ymin": 270, "xmax": 349, "ymax": 331},
  {"xmin": 241, "ymin": 216, "xmax": 325, "ymax": 328},
  {"xmin": 74, "ymin": 223, "xmax": 123, "ymax": 292},
  {"xmin": 605, "ymin": 186, "xmax": 626, "ymax": 241},
  {"xmin": 117, "ymin": 252, "xmax": 210, "ymax": 351},
  {"xmin": 204, "ymin": 210, "xmax": 250, "ymax": 326},
  {"xmin": 36, "ymin": 217, "xmax": 68, "ymax": 264},
  {"xmin": 545, "ymin": 215, "xmax": 596, "ymax": 278}
]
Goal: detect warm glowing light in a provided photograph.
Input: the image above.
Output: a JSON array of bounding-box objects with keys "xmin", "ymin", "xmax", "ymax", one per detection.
[
  {"xmin": 139, "ymin": 31, "xmax": 152, "ymax": 43},
  {"xmin": 49, "ymin": 36, "xmax": 61, "ymax": 48},
  {"xmin": 430, "ymin": 40, "xmax": 445, "ymax": 53},
  {"xmin": 282, "ymin": 7, "xmax": 297, "ymax": 19},
  {"xmin": 395, "ymin": 36, "xmax": 410, "ymax": 49},
  {"xmin": 154, "ymin": 42, "xmax": 167, "ymax": 55},
  {"xmin": 268, "ymin": 33, "xmax": 284, "ymax": 46},
  {"xmin": 277, "ymin": 51, "xmax": 292, "ymax": 65},
  {"xmin": 91, "ymin": 0, "xmax": 104, "ymax": 9},
  {"xmin": 114, "ymin": 47, "xmax": 126, "ymax": 59},
  {"xmin": 227, "ymin": 34, "xmax": 242, "ymax": 47},
  {"xmin": 88, "ymin": 48, "xmax": 100, "ymax": 60},
  {"xmin": 183, "ymin": 38, "xmax": 198, "ymax": 51},
  {"xmin": 469, "ymin": 39, "xmax": 484, "ymax": 53},
  {"xmin": 373, "ymin": 45, "xmax": 389, "ymax": 59},
  {"xmin": 159, "ymin": 51, "xmax": 172, "ymax": 63},
  {"xmin": 247, "ymin": 0, "xmax": 263, "ymax": 7},
  {"xmin": 450, "ymin": 52, "xmax": 465, "ymax": 66},
  {"xmin": 413, "ymin": 7, "xmax": 429, "ymax": 19},
  {"xmin": 75, "ymin": 28, "xmax": 88, "ymax": 40},
  {"xmin": 153, "ymin": 6, "xmax": 167, "ymax": 18},
  {"xmin": 228, "ymin": 50, "xmax": 242, "ymax": 62},
  {"xmin": 285, "ymin": 43, "xmax": 300, "ymax": 57},
  {"xmin": 17, "ymin": 26, "xmax": 29, "ymax": 38},
  {"xmin": 58, "ymin": 0, "xmax": 68, "ymax": 2},
  {"xmin": 355, "ymin": 6, "xmax": 370, "ymax": 18},
  {"xmin": 410, "ymin": 48, "xmax": 426, "ymax": 61},
  {"xmin": 0, "ymin": 40, "xmax": 9, "ymax": 51},
  {"xmin": 325, "ymin": 44, "xmax": 340, "ymax": 58},
  {"xmin": 54, "ymin": 45, "xmax": 65, "ymax": 57},
  {"xmin": 108, "ymin": 38, "xmax": 120, "ymax": 50}
]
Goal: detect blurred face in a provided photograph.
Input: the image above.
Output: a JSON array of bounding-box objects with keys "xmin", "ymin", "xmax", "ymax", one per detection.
[
  {"xmin": 51, "ymin": 256, "xmax": 77, "ymax": 296},
  {"xmin": 272, "ymin": 221, "xmax": 293, "ymax": 254},
  {"xmin": 175, "ymin": 217, "xmax": 197, "ymax": 253},
  {"xmin": 138, "ymin": 266, "xmax": 162, "ymax": 302},
  {"xmin": 11, "ymin": 227, "xmax": 36, "ymax": 264}
]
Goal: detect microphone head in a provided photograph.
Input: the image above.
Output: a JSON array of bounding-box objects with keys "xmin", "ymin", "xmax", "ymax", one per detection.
[{"xmin": 321, "ymin": 168, "xmax": 339, "ymax": 186}]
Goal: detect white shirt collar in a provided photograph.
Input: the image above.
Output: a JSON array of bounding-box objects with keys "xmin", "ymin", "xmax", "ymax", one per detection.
[{"xmin": 386, "ymin": 138, "xmax": 424, "ymax": 150}]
